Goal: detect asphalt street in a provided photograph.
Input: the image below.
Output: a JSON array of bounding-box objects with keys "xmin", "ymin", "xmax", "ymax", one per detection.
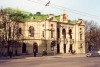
[{"xmin": 0, "ymin": 54, "xmax": 100, "ymax": 67}]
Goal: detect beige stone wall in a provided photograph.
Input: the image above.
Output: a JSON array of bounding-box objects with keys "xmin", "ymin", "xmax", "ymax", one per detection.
[{"xmin": 17, "ymin": 18, "xmax": 85, "ymax": 54}]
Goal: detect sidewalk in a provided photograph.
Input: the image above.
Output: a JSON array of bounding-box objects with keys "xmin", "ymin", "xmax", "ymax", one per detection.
[
  {"xmin": 0, "ymin": 53, "xmax": 86, "ymax": 59},
  {"xmin": 51, "ymin": 53, "xmax": 86, "ymax": 58}
]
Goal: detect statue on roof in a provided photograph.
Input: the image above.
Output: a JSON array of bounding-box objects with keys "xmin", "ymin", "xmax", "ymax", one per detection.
[{"xmin": 60, "ymin": 11, "xmax": 68, "ymax": 22}]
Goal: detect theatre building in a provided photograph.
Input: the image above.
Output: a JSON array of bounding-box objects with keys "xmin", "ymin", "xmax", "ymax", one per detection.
[{"xmin": 16, "ymin": 12, "xmax": 85, "ymax": 55}]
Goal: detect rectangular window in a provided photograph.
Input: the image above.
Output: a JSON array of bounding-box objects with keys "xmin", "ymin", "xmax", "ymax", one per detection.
[
  {"xmin": 42, "ymin": 31, "xmax": 44, "ymax": 37},
  {"xmin": 80, "ymin": 34, "xmax": 82, "ymax": 40},
  {"xmin": 51, "ymin": 31, "xmax": 53, "ymax": 38}
]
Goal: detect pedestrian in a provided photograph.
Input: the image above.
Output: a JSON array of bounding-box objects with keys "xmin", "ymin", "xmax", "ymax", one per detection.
[
  {"xmin": 42, "ymin": 49, "xmax": 47, "ymax": 56},
  {"xmin": 34, "ymin": 49, "xmax": 36, "ymax": 57}
]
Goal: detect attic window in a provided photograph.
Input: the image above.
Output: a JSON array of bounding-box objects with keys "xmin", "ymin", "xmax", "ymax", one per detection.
[
  {"xmin": 18, "ymin": 28, "xmax": 22, "ymax": 34},
  {"xmin": 29, "ymin": 26, "xmax": 34, "ymax": 37},
  {"xmin": 69, "ymin": 29, "xmax": 72, "ymax": 34},
  {"xmin": 42, "ymin": 24, "xmax": 44, "ymax": 27},
  {"xmin": 51, "ymin": 24, "xmax": 53, "ymax": 27}
]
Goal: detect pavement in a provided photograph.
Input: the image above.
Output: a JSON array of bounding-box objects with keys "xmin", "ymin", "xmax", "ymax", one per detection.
[
  {"xmin": 0, "ymin": 53, "xmax": 86, "ymax": 60},
  {"xmin": 51, "ymin": 53, "xmax": 86, "ymax": 58}
]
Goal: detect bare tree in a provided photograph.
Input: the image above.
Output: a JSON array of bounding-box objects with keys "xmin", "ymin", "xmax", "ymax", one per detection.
[
  {"xmin": 85, "ymin": 20, "xmax": 100, "ymax": 51},
  {"xmin": 95, "ymin": 28, "xmax": 100, "ymax": 49}
]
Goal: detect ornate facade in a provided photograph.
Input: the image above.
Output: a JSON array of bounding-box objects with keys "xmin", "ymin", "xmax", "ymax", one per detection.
[
  {"xmin": 17, "ymin": 13, "xmax": 85, "ymax": 54},
  {"xmin": 0, "ymin": 12, "xmax": 85, "ymax": 55}
]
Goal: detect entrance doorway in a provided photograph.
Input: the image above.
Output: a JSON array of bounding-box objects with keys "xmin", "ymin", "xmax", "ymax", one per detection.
[
  {"xmin": 64, "ymin": 44, "xmax": 66, "ymax": 53},
  {"xmin": 57, "ymin": 44, "xmax": 60, "ymax": 54},
  {"xmin": 22, "ymin": 43, "xmax": 26, "ymax": 53}
]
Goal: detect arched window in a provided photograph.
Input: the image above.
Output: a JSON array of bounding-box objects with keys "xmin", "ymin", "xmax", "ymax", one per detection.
[
  {"xmin": 18, "ymin": 28, "xmax": 22, "ymax": 34},
  {"xmin": 62, "ymin": 29, "xmax": 66, "ymax": 38},
  {"xmin": 69, "ymin": 29, "xmax": 72, "ymax": 39},
  {"xmin": 29, "ymin": 26, "xmax": 34, "ymax": 37},
  {"xmin": 69, "ymin": 29, "xmax": 72, "ymax": 35}
]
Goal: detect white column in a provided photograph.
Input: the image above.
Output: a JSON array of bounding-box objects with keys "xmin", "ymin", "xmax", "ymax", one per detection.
[{"xmin": 59, "ymin": 27, "xmax": 64, "ymax": 53}]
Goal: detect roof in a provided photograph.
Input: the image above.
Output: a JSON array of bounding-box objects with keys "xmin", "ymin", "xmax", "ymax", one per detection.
[
  {"xmin": 29, "ymin": 14, "xmax": 60, "ymax": 22},
  {"xmin": 31, "ymin": 14, "xmax": 48, "ymax": 21},
  {"xmin": 68, "ymin": 20, "xmax": 78, "ymax": 24}
]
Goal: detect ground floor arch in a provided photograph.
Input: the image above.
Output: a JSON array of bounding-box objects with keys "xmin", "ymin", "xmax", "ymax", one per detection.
[
  {"xmin": 63, "ymin": 44, "xmax": 66, "ymax": 53},
  {"xmin": 57, "ymin": 44, "xmax": 60, "ymax": 54},
  {"xmin": 22, "ymin": 43, "xmax": 26, "ymax": 53}
]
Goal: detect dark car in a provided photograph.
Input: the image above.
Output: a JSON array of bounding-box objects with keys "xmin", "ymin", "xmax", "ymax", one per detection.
[{"xmin": 86, "ymin": 50, "xmax": 100, "ymax": 57}]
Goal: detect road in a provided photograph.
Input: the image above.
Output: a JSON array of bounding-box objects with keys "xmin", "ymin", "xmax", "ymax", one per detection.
[{"xmin": 0, "ymin": 55, "xmax": 100, "ymax": 67}]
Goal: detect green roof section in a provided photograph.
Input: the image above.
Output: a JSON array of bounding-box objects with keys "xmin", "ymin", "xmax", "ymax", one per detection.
[
  {"xmin": 31, "ymin": 14, "xmax": 48, "ymax": 21},
  {"xmin": 0, "ymin": 7, "xmax": 78, "ymax": 24},
  {"xmin": 68, "ymin": 20, "xmax": 78, "ymax": 24},
  {"xmin": 55, "ymin": 15, "xmax": 60, "ymax": 21}
]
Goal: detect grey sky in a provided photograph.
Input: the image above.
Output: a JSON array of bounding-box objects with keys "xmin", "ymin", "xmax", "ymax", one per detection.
[{"xmin": 0, "ymin": 0, "xmax": 100, "ymax": 25}]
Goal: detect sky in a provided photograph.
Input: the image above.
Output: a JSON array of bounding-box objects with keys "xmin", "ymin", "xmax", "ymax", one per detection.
[{"xmin": 0, "ymin": 0, "xmax": 100, "ymax": 25}]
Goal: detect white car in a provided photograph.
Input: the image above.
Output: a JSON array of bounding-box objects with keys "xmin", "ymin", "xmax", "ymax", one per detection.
[{"xmin": 86, "ymin": 50, "xmax": 100, "ymax": 57}]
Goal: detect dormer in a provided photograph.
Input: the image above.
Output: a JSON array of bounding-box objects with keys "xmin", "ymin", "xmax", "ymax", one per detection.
[
  {"xmin": 77, "ymin": 19, "xmax": 85, "ymax": 26},
  {"xmin": 47, "ymin": 14, "xmax": 57, "ymax": 21}
]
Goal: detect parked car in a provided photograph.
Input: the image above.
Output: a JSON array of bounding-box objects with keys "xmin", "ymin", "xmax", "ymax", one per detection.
[{"xmin": 86, "ymin": 50, "xmax": 100, "ymax": 57}]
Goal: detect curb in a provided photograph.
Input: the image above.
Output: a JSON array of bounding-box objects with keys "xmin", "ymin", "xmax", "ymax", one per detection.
[{"xmin": 0, "ymin": 54, "xmax": 86, "ymax": 59}]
